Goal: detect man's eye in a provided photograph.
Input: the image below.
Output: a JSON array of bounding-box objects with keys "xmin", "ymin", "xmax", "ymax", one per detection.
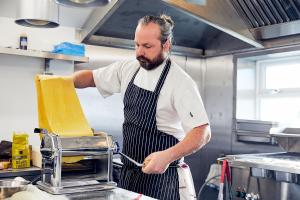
[{"xmin": 145, "ymin": 45, "xmax": 151, "ymax": 49}]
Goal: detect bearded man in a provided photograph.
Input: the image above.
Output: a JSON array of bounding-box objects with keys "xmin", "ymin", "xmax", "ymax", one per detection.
[{"xmin": 72, "ymin": 14, "xmax": 211, "ymax": 200}]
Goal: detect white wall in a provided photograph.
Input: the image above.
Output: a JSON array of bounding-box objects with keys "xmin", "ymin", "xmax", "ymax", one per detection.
[
  {"xmin": 0, "ymin": 17, "xmax": 77, "ymax": 146},
  {"xmin": 0, "ymin": 55, "xmax": 43, "ymax": 146}
]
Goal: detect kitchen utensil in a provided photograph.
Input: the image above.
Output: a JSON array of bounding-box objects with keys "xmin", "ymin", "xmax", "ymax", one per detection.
[
  {"xmin": 0, "ymin": 180, "xmax": 28, "ymax": 199},
  {"xmin": 119, "ymin": 152, "xmax": 180, "ymax": 168},
  {"xmin": 119, "ymin": 152, "xmax": 143, "ymax": 167}
]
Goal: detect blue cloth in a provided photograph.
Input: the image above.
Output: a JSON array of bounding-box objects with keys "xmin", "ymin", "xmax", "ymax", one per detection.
[{"xmin": 51, "ymin": 42, "xmax": 85, "ymax": 56}]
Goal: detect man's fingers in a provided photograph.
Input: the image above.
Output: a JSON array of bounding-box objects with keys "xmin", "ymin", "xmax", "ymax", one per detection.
[
  {"xmin": 142, "ymin": 158, "xmax": 150, "ymax": 168},
  {"xmin": 142, "ymin": 153, "xmax": 153, "ymax": 168}
]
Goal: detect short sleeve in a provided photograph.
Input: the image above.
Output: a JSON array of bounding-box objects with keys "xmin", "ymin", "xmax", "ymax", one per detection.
[
  {"xmin": 92, "ymin": 61, "xmax": 123, "ymax": 98},
  {"xmin": 174, "ymin": 80, "xmax": 209, "ymax": 133}
]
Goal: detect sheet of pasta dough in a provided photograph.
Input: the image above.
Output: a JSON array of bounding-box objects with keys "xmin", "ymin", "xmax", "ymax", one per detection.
[{"xmin": 35, "ymin": 75, "xmax": 93, "ymax": 137}]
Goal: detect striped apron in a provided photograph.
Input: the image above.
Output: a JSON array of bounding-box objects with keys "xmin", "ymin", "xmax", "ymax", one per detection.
[{"xmin": 118, "ymin": 59, "xmax": 180, "ymax": 200}]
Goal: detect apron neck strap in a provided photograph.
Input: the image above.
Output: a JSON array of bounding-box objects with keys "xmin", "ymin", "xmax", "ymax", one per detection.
[{"xmin": 154, "ymin": 58, "xmax": 171, "ymax": 94}]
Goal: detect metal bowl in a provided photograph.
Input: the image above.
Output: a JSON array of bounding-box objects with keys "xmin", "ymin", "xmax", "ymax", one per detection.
[{"xmin": 0, "ymin": 180, "xmax": 28, "ymax": 199}]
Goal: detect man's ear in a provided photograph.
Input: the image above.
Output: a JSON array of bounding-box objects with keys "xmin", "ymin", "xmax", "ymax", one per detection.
[{"xmin": 163, "ymin": 40, "xmax": 171, "ymax": 52}]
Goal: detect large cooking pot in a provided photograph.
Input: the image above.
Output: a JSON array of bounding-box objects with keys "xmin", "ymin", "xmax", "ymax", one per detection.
[{"xmin": 0, "ymin": 180, "xmax": 29, "ymax": 199}]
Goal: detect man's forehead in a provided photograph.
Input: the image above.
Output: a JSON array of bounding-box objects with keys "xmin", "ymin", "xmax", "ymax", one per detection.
[
  {"xmin": 138, "ymin": 22, "xmax": 160, "ymax": 30},
  {"xmin": 135, "ymin": 23, "xmax": 161, "ymax": 42}
]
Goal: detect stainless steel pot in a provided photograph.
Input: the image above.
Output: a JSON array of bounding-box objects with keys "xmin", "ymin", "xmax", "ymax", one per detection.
[{"xmin": 0, "ymin": 180, "xmax": 29, "ymax": 199}]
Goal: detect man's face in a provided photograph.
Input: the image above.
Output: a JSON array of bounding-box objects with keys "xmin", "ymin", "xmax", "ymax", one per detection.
[{"xmin": 135, "ymin": 23, "xmax": 170, "ymax": 70}]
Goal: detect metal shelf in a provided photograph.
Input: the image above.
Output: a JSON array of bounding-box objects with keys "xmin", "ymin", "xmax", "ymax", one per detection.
[
  {"xmin": 0, "ymin": 46, "xmax": 89, "ymax": 63},
  {"xmin": 0, "ymin": 167, "xmax": 41, "ymax": 180}
]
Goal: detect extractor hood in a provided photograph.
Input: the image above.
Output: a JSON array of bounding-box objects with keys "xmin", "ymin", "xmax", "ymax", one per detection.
[
  {"xmin": 230, "ymin": 0, "xmax": 300, "ymax": 40},
  {"xmin": 77, "ymin": 0, "xmax": 300, "ymax": 57}
]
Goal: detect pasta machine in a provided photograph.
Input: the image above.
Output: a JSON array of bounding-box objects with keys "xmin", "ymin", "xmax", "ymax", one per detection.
[{"xmin": 35, "ymin": 128, "xmax": 117, "ymax": 195}]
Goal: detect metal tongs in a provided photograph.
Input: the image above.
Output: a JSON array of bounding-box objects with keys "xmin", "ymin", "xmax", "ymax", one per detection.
[
  {"xmin": 119, "ymin": 152, "xmax": 143, "ymax": 167},
  {"xmin": 119, "ymin": 152, "xmax": 180, "ymax": 168},
  {"xmin": 114, "ymin": 142, "xmax": 179, "ymax": 168},
  {"xmin": 113, "ymin": 141, "xmax": 143, "ymax": 167}
]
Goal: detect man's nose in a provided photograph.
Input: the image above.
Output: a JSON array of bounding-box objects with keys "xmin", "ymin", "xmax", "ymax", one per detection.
[{"xmin": 136, "ymin": 46, "xmax": 145, "ymax": 56}]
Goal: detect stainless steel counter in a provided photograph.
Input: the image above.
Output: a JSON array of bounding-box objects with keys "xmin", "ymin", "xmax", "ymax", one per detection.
[
  {"xmin": 8, "ymin": 185, "xmax": 156, "ymax": 200},
  {"xmin": 225, "ymin": 152, "xmax": 300, "ymax": 200},
  {"xmin": 226, "ymin": 152, "xmax": 300, "ymax": 174},
  {"xmin": 63, "ymin": 188, "xmax": 156, "ymax": 200}
]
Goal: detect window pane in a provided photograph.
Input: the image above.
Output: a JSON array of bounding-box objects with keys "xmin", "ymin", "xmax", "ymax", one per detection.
[
  {"xmin": 260, "ymin": 97, "xmax": 300, "ymax": 124},
  {"xmin": 236, "ymin": 98, "xmax": 256, "ymax": 120},
  {"xmin": 266, "ymin": 63, "xmax": 300, "ymax": 89},
  {"xmin": 237, "ymin": 68, "xmax": 255, "ymax": 90}
]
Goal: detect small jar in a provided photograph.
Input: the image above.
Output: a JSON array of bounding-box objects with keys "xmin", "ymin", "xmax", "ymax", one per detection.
[{"xmin": 20, "ymin": 33, "xmax": 28, "ymax": 50}]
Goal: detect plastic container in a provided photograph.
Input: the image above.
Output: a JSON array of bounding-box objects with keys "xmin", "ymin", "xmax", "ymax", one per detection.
[{"xmin": 12, "ymin": 132, "xmax": 30, "ymax": 169}]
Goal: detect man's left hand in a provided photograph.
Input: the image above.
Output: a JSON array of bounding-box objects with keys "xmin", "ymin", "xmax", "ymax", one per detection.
[{"xmin": 142, "ymin": 151, "xmax": 172, "ymax": 174}]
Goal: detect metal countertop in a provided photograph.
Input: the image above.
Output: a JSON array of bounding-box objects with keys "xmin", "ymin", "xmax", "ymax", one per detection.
[
  {"xmin": 226, "ymin": 152, "xmax": 300, "ymax": 174},
  {"xmin": 63, "ymin": 188, "xmax": 156, "ymax": 200}
]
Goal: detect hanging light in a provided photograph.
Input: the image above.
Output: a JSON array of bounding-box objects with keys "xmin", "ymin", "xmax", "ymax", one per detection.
[
  {"xmin": 15, "ymin": 0, "xmax": 59, "ymax": 28},
  {"xmin": 55, "ymin": 0, "xmax": 110, "ymax": 7}
]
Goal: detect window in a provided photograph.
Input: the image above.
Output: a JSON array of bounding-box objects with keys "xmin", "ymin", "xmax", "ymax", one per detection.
[
  {"xmin": 264, "ymin": 63, "xmax": 300, "ymax": 89},
  {"xmin": 236, "ymin": 56, "xmax": 300, "ymax": 126}
]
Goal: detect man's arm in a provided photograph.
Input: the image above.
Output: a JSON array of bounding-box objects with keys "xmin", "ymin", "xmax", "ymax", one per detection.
[
  {"xmin": 72, "ymin": 70, "xmax": 95, "ymax": 88},
  {"xmin": 142, "ymin": 124, "xmax": 211, "ymax": 174}
]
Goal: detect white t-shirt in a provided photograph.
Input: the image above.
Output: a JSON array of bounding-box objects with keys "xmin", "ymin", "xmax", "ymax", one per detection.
[{"xmin": 93, "ymin": 59, "xmax": 209, "ymax": 141}]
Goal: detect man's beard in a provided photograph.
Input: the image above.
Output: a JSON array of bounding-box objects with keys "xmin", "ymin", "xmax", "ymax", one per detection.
[{"xmin": 137, "ymin": 52, "xmax": 165, "ymax": 70}]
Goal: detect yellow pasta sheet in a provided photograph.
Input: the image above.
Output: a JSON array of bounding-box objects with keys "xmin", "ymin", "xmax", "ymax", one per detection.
[{"xmin": 35, "ymin": 75, "xmax": 93, "ymax": 137}]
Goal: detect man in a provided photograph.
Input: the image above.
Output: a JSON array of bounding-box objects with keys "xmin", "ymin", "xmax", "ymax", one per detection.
[{"xmin": 73, "ymin": 15, "xmax": 211, "ymax": 200}]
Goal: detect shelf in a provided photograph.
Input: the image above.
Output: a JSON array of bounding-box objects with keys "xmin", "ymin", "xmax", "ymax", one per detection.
[
  {"xmin": 0, "ymin": 167, "xmax": 41, "ymax": 180},
  {"xmin": 0, "ymin": 46, "xmax": 89, "ymax": 63}
]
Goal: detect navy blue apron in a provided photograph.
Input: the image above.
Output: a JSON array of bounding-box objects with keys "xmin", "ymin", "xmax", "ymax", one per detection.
[{"xmin": 118, "ymin": 59, "xmax": 180, "ymax": 200}]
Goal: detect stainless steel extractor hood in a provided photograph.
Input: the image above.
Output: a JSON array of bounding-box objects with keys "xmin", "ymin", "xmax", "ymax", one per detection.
[
  {"xmin": 77, "ymin": 0, "xmax": 300, "ymax": 57},
  {"xmin": 230, "ymin": 0, "xmax": 300, "ymax": 40},
  {"xmin": 78, "ymin": 0, "xmax": 260, "ymax": 57},
  {"xmin": 15, "ymin": 0, "xmax": 59, "ymax": 28}
]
